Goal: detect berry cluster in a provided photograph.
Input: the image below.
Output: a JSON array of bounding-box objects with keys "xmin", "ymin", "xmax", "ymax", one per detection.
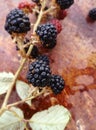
[
  {"xmin": 27, "ymin": 55, "xmax": 65, "ymax": 94},
  {"xmin": 4, "ymin": 0, "xmax": 72, "ymax": 95},
  {"xmin": 5, "ymin": 9, "xmax": 30, "ymax": 34}
]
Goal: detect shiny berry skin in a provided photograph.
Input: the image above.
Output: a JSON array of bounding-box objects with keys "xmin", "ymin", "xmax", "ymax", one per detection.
[
  {"xmin": 36, "ymin": 23, "xmax": 57, "ymax": 49},
  {"xmin": 50, "ymin": 75, "xmax": 65, "ymax": 94},
  {"xmin": 36, "ymin": 55, "xmax": 49, "ymax": 65},
  {"xmin": 5, "ymin": 9, "xmax": 31, "ymax": 34},
  {"xmin": 27, "ymin": 60, "xmax": 51, "ymax": 87}
]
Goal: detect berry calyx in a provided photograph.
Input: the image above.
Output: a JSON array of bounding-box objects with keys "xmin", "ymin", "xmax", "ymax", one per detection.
[
  {"xmin": 27, "ymin": 59, "xmax": 51, "ymax": 87},
  {"xmin": 36, "ymin": 23, "xmax": 57, "ymax": 49},
  {"xmin": 50, "ymin": 75, "xmax": 65, "ymax": 94},
  {"xmin": 88, "ymin": 8, "xmax": 96, "ymax": 21},
  {"xmin": 56, "ymin": 0, "xmax": 74, "ymax": 10},
  {"xmin": 5, "ymin": 9, "xmax": 31, "ymax": 34},
  {"xmin": 50, "ymin": 19, "xmax": 62, "ymax": 34}
]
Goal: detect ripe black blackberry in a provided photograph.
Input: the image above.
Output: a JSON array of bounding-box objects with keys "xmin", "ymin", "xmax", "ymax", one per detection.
[
  {"xmin": 36, "ymin": 55, "xmax": 49, "ymax": 65},
  {"xmin": 36, "ymin": 23, "xmax": 57, "ymax": 49},
  {"xmin": 26, "ymin": 60, "xmax": 51, "ymax": 87},
  {"xmin": 50, "ymin": 75, "xmax": 65, "ymax": 94},
  {"xmin": 5, "ymin": 8, "xmax": 31, "ymax": 34},
  {"xmin": 88, "ymin": 8, "xmax": 96, "ymax": 21},
  {"xmin": 56, "ymin": 0, "xmax": 74, "ymax": 9}
]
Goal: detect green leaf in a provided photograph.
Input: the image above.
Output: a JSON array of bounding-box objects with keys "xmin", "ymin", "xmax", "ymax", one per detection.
[
  {"xmin": 29, "ymin": 105, "xmax": 71, "ymax": 130},
  {"xmin": 16, "ymin": 80, "xmax": 31, "ymax": 106},
  {"xmin": 0, "ymin": 107, "xmax": 25, "ymax": 130},
  {"xmin": 0, "ymin": 72, "xmax": 14, "ymax": 95}
]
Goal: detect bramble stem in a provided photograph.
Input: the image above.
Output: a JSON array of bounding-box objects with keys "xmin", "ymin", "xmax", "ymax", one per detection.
[
  {"xmin": 0, "ymin": 0, "xmax": 46, "ymax": 114},
  {"xmin": 7, "ymin": 88, "xmax": 45, "ymax": 108},
  {"xmin": 1, "ymin": 58, "xmax": 26, "ymax": 108},
  {"xmin": 32, "ymin": 0, "xmax": 46, "ymax": 33}
]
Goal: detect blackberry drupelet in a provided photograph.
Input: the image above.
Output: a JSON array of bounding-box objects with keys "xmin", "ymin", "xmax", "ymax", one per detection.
[
  {"xmin": 36, "ymin": 23, "xmax": 57, "ymax": 49},
  {"xmin": 26, "ymin": 60, "xmax": 51, "ymax": 87},
  {"xmin": 50, "ymin": 75, "xmax": 65, "ymax": 94},
  {"xmin": 88, "ymin": 8, "xmax": 96, "ymax": 21},
  {"xmin": 56, "ymin": 0, "xmax": 74, "ymax": 9},
  {"xmin": 37, "ymin": 55, "xmax": 49, "ymax": 65},
  {"xmin": 5, "ymin": 8, "xmax": 31, "ymax": 34}
]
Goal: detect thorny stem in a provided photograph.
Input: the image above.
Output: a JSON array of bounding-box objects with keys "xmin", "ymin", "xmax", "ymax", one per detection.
[{"xmin": 0, "ymin": 0, "xmax": 46, "ymax": 115}]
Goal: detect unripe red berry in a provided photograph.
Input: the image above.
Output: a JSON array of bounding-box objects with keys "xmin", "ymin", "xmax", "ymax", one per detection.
[{"xmin": 50, "ymin": 19, "xmax": 62, "ymax": 34}]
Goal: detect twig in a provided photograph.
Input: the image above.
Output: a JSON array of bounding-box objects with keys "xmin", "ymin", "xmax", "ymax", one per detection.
[
  {"xmin": 0, "ymin": 0, "xmax": 46, "ymax": 114},
  {"xmin": 43, "ymin": 6, "xmax": 56, "ymax": 15},
  {"xmin": 7, "ymin": 88, "xmax": 45, "ymax": 108}
]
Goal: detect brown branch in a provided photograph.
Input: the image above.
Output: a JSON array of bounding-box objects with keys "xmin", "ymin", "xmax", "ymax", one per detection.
[{"xmin": 0, "ymin": 0, "xmax": 46, "ymax": 115}]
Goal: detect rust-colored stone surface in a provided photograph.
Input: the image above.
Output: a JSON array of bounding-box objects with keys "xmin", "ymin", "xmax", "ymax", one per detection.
[{"xmin": 0, "ymin": 0, "xmax": 96, "ymax": 130}]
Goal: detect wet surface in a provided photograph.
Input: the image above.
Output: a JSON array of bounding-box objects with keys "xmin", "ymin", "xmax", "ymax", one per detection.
[{"xmin": 0, "ymin": 0, "xmax": 96, "ymax": 130}]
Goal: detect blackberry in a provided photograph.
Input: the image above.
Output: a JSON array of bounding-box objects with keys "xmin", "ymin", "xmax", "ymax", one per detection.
[
  {"xmin": 36, "ymin": 55, "xmax": 49, "ymax": 65},
  {"xmin": 56, "ymin": 0, "xmax": 74, "ymax": 9},
  {"xmin": 88, "ymin": 8, "xmax": 96, "ymax": 21},
  {"xmin": 5, "ymin": 8, "xmax": 31, "ymax": 34},
  {"xmin": 50, "ymin": 75, "xmax": 65, "ymax": 94},
  {"xmin": 36, "ymin": 23, "xmax": 57, "ymax": 49},
  {"xmin": 26, "ymin": 60, "xmax": 51, "ymax": 87}
]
